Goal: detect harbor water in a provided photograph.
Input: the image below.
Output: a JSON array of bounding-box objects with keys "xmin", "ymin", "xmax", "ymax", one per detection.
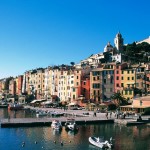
[{"xmin": 0, "ymin": 108, "xmax": 150, "ymax": 150}]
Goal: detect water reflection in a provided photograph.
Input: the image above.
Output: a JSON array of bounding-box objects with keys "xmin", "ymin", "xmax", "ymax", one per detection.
[
  {"xmin": 0, "ymin": 108, "xmax": 150, "ymax": 150},
  {"xmin": 52, "ymin": 128, "xmax": 62, "ymax": 135},
  {"xmin": 67, "ymin": 130, "xmax": 79, "ymax": 136}
]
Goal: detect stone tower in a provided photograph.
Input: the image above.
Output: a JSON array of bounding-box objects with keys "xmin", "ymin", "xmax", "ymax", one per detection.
[{"xmin": 114, "ymin": 32, "xmax": 124, "ymax": 53}]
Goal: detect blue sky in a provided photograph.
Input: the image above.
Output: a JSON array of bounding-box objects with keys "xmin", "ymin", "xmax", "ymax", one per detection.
[{"xmin": 0, "ymin": 0, "xmax": 150, "ymax": 78}]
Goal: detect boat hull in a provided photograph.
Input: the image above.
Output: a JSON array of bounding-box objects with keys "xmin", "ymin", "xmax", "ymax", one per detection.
[{"xmin": 89, "ymin": 137, "xmax": 112, "ymax": 149}]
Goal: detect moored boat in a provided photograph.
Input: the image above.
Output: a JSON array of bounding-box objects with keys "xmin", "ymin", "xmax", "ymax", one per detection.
[
  {"xmin": 36, "ymin": 110, "xmax": 48, "ymax": 117},
  {"xmin": 51, "ymin": 120, "xmax": 62, "ymax": 130},
  {"xmin": 65, "ymin": 118, "xmax": 79, "ymax": 131},
  {"xmin": 89, "ymin": 137, "xmax": 113, "ymax": 149}
]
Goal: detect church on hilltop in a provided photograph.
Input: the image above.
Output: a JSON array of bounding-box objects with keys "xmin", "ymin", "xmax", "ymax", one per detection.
[{"xmin": 79, "ymin": 32, "xmax": 124, "ymax": 69}]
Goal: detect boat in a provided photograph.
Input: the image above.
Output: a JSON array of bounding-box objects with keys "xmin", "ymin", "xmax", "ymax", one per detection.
[
  {"xmin": 36, "ymin": 110, "xmax": 48, "ymax": 117},
  {"xmin": 8, "ymin": 103, "xmax": 24, "ymax": 110},
  {"xmin": 65, "ymin": 118, "xmax": 79, "ymax": 131},
  {"xmin": 49, "ymin": 111, "xmax": 64, "ymax": 117},
  {"xmin": 89, "ymin": 137, "xmax": 113, "ymax": 149},
  {"xmin": 0, "ymin": 101, "xmax": 8, "ymax": 108},
  {"xmin": 51, "ymin": 120, "xmax": 62, "ymax": 130}
]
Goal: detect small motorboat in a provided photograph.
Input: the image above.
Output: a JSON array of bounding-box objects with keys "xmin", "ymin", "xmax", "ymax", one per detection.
[
  {"xmin": 36, "ymin": 110, "xmax": 48, "ymax": 117},
  {"xmin": 89, "ymin": 137, "xmax": 113, "ymax": 149},
  {"xmin": 51, "ymin": 120, "xmax": 62, "ymax": 130},
  {"xmin": 65, "ymin": 118, "xmax": 79, "ymax": 131}
]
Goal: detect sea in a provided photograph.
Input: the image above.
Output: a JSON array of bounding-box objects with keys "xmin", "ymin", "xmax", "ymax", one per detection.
[{"xmin": 0, "ymin": 108, "xmax": 150, "ymax": 150}]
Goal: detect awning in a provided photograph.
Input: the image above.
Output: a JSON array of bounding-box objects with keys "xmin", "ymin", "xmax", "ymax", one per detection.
[
  {"xmin": 30, "ymin": 99, "xmax": 46, "ymax": 104},
  {"xmin": 68, "ymin": 102, "xmax": 78, "ymax": 106},
  {"xmin": 120, "ymin": 105, "xmax": 150, "ymax": 109}
]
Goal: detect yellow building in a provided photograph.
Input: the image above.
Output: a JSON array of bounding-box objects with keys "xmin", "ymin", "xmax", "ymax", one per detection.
[
  {"xmin": 121, "ymin": 68, "xmax": 135, "ymax": 100},
  {"xmin": 36, "ymin": 69, "xmax": 45, "ymax": 99}
]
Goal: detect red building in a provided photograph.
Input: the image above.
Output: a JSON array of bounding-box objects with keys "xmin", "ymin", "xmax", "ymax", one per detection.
[
  {"xmin": 81, "ymin": 75, "xmax": 90, "ymax": 100},
  {"xmin": 17, "ymin": 75, "xmax": 23, "ymax": 95}
]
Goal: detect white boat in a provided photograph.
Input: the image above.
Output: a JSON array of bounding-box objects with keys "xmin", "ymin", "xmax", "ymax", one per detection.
[
  {"xmin": 65, "ymin": 118, "xmax": 79, "ymax": 131},
  {"xmin": 49, "ymin": 111, "xmax": 64, "ymax": 117},
  {"xmin": 51, "ymin": 120, "xmax": 62, "ymax": 130},
  {"xmin": 36, "ymin": 110, "xmax": 48, "ymax": 117},
  {"xmin": 89, "ymin": 137, "xmax": 113, "ymax": 149}
]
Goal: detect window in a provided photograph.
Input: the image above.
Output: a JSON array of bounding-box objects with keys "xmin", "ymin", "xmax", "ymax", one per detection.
[
  {"xmin": 104, "ymin": 79, "xmax": 106, "ymax": 84},
  {"xmin": 122, "ymin": 71, "xmax": 124, "ymax": 74},
  {"xmin": 72, "ymin": 88, "xmax": 75, "ymax": 92},
  {"xmin": 122, "ymin": 77, "xmax": 124, "ymax": 80},
  {"xmin": 94, "ymin": 90, "xmax": 96, "ymax": 95},
  {"xmin": 83, "ymin": 88, "xmax": 86, "ymax": 92},
  {"xmin": 73, "ymin": 95, "xmax": 75, "ymax": 99},
  {"xmin": 116, "ymin": 70, "xmax": 119, "ymax": 74},
  {"xmin": 128, "ymin": 77, "xmax": 130, "ymax": 80},
  {"xmin": 103, "ymin": 71, "xmax": 106, "ymax": 76},
  {"xmin": 132, "ymin": 77, "xmax": 134, "ymax": 80},
  {"xmin": 141, "ymin": 83, "xmax": 143, "ymax": 87},
  {"xmin": 121, "ymin": 83, "xmax": 124, "ymax": 87},
  {"xmin": 110, "ymin": 76, "xmax": 113, "ymax": 83},
  {"xmin": 125, "ymin": 90, "xmax": 128, "ymax": 95},
  {"xmin": 116, "ymin": 84, "xmax": 119, "ymax": 87},
  {"xmin": 116, "ymin": 76, "xmax": 119, "ymax": 80},
  {"xmin": 110, "ymin": 88, "xmax": 113, "ymax": 92},
  {"xmin": 92, "ymin": 71, "xmax": 100, "ymax": 76},
  {"xmin": 129, "ymin": 90, "xmax": 132, "ymax": 95},
  {"xmin": 93, "ymin": 83, "xmax": 100, "ymax": 89},
  {"xmin": 127, "ymin": 70, "xmax": 130, "ymax": 74},
  {"xmin": 83, "ymin": 82, "xmax": 86, "ymax": 85},
  {"xmin": 93, "ymin": 77, "xmax": 96, "ymax": 81}
]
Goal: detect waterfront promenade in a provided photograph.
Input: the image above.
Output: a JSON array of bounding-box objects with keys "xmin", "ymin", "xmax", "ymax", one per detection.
[{"xmin": 0, "ymin": 106, "xmax": 150, "ymax": 127}]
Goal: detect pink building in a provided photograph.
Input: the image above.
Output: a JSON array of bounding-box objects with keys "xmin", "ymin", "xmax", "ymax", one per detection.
[{"xmin": 114, "ymin": 63, "xmax": 128, "ymax": 93}]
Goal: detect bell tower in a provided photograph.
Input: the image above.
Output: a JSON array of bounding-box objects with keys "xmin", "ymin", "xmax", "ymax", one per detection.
[{"xmin": 114, "ymin": 32, "xmax": 124, "ymax": 53}]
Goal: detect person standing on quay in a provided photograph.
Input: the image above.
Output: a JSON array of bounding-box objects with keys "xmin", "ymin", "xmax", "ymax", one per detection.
[
  {"xmin": 106, "ymin": 112, "xmax": 108, "ymax": 119},
  {"xmin": 110, "ymin": 111, "xmax": 112, "ymax": 118},
  {"xmin": 8, "ymin": 115, "xmax": 10, "ymax": 122}
]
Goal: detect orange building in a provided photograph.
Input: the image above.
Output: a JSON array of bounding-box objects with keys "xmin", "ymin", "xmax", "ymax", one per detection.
[
  {"xmin": 81, "ymin": 75, "xmax": 90, "ymax": 100},
  {"xmin": 120, "ymin": 96, "xmax": 150, "ymax": 114}
]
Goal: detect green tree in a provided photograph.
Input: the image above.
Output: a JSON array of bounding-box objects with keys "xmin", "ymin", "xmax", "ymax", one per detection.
[
  {"xmin": 70, "ymin": 62, "xmax": 75, "ymax": 66},
  {"xmin": 124, "ymin": 42, "xmax": 150, "ymax": 64},
  {"xmin": 111, "ymin": 92, "xmax": 128, "ymax": 107}
]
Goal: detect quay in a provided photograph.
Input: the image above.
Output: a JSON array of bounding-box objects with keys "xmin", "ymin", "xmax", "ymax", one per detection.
[
  {"xmin": 0, "ymin": 106, "xmax": 150, "ymax": 127},
  {"xmin": 0, "ymin": 117, "xmax": 114, "ymax": 128}
]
